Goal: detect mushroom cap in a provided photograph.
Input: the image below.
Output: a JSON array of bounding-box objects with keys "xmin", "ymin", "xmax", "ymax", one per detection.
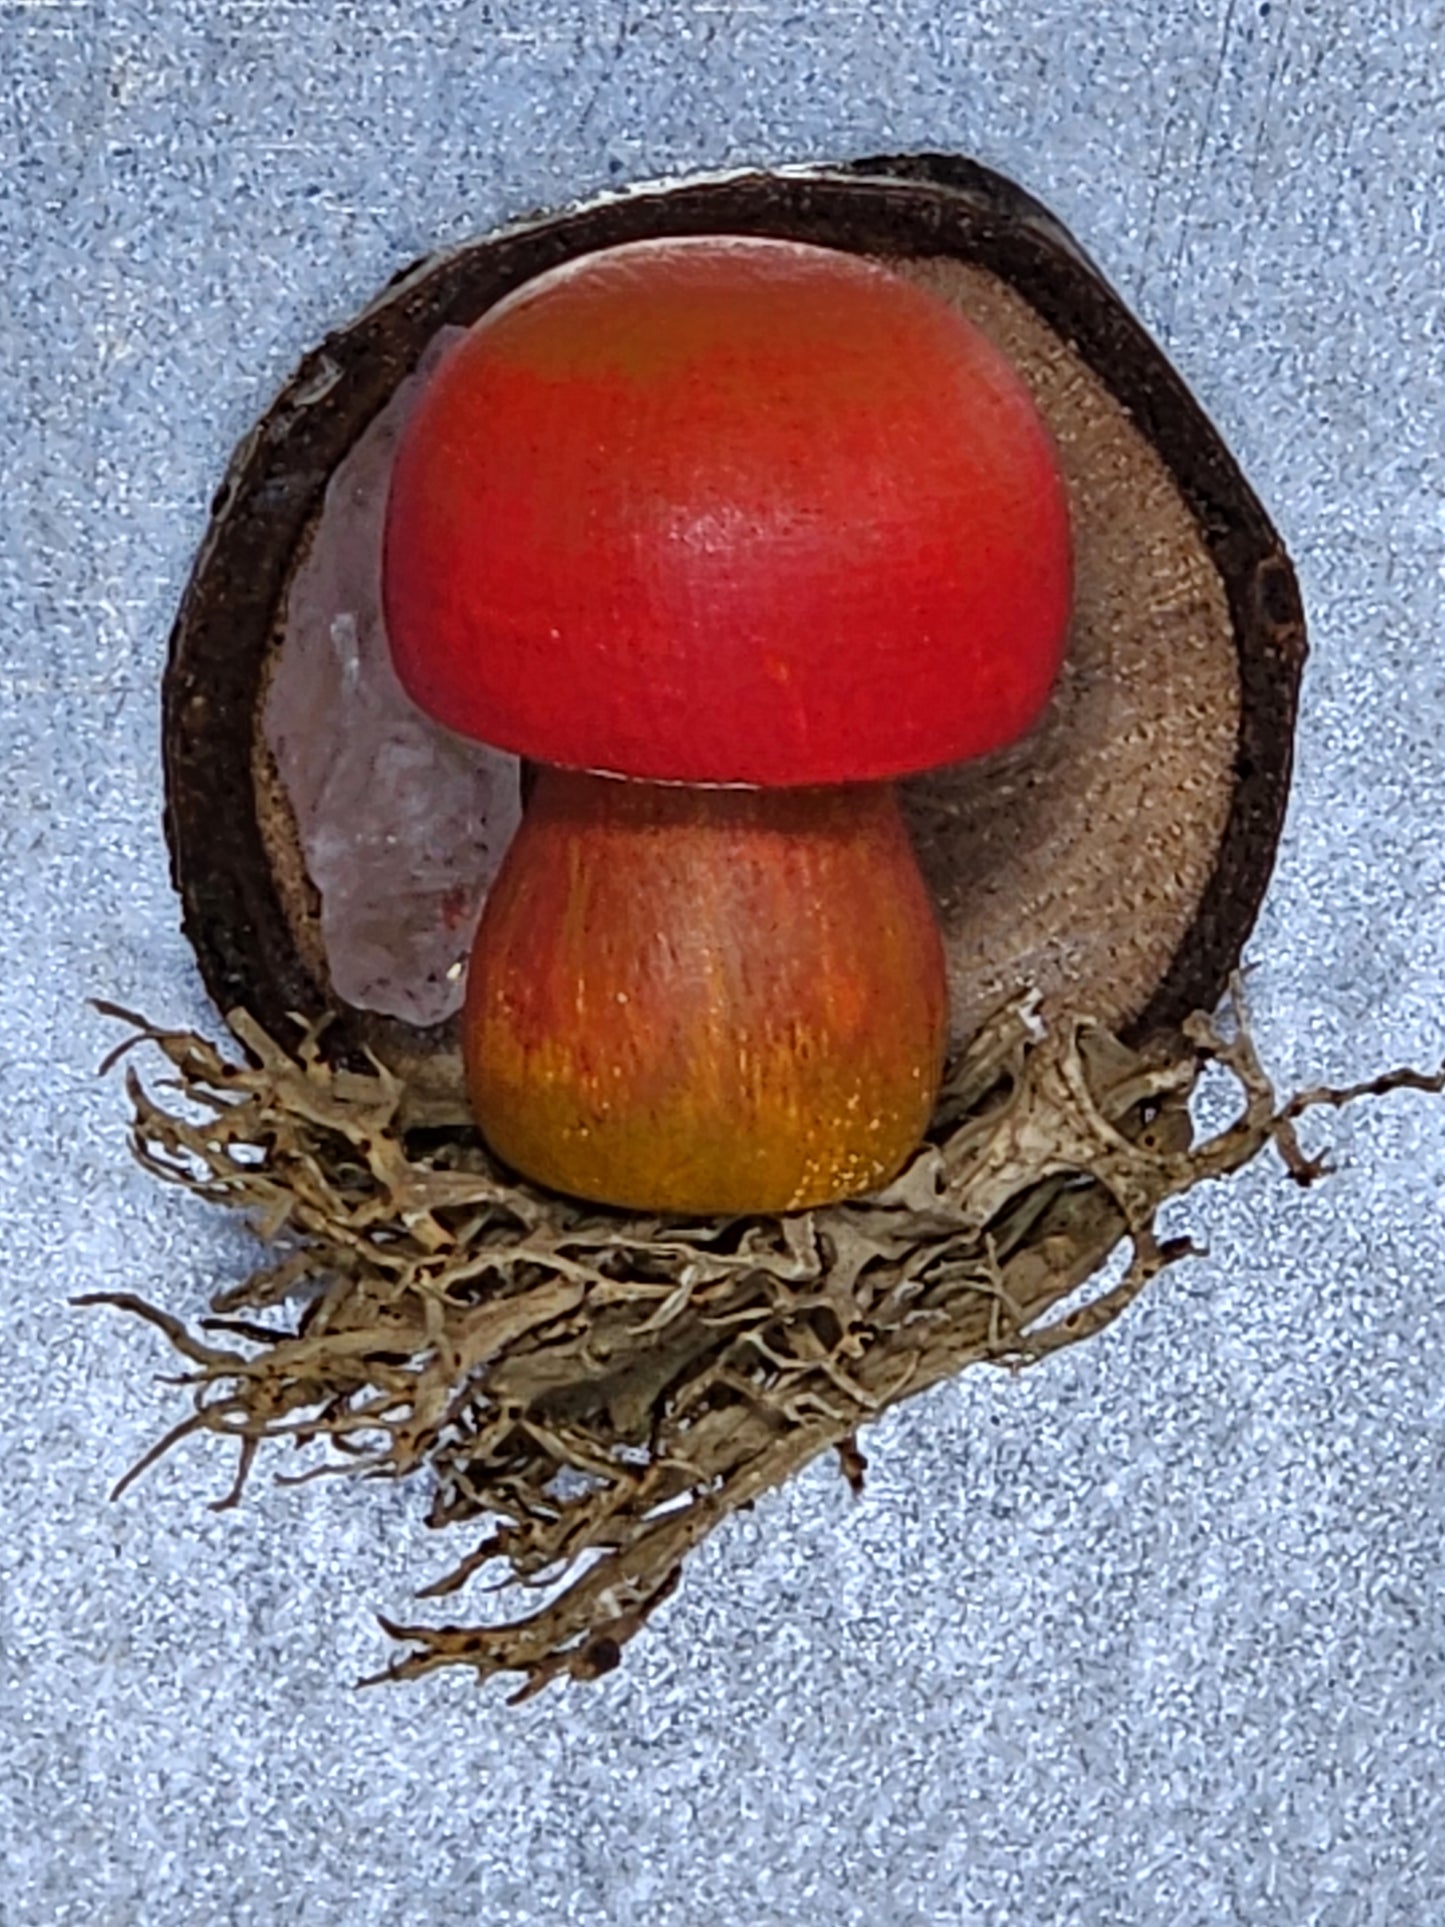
[{"xmin": 383, "ymin": 235, "xmax": 1072, "ymax": 786}]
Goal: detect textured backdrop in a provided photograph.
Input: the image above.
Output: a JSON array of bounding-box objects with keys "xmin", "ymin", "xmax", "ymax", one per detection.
[{"xmin": 4, "ymin": 3, "xmax": 1444, "ymax": 1923}]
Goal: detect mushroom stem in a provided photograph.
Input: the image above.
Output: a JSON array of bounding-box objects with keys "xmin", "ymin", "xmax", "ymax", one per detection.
[{"xmin": 463, "ymin": 766, "xmax": 949, "ymax": 1214}]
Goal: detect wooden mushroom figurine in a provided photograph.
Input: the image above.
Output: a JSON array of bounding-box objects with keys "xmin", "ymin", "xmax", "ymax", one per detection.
[{"xmin": 382, "ymin": 236, "xmax": 1072, "ymax": 1213}]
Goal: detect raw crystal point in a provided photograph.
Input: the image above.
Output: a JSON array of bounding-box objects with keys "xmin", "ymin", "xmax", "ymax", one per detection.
[{"xmin": 264, "ymin": 329, "xmax": 522, "ymax": 1026}]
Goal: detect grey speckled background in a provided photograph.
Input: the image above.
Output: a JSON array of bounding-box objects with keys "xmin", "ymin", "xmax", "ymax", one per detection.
[{"xmin": 4, "ymin": 4, "xmax": 1445, "ymax": 1923}]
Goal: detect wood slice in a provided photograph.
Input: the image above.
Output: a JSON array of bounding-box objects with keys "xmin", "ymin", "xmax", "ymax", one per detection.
[{"xmin": 164, "ymin": 155, "xmax": 1305, "ymax": 1119}]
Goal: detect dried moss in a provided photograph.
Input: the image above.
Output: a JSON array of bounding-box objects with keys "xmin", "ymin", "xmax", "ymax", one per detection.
[{"xmin": 82, "ymin": 987, "xmax": 1441, "ymax": 1699}]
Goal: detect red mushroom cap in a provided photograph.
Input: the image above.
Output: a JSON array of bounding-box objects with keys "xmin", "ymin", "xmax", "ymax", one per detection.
[{"xmin": 383, "ymin": 236, "xmax": 1072, "ymax": 787}]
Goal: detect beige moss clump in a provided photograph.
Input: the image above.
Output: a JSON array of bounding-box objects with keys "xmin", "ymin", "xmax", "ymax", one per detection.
[{"xmin": 84, "ymin": 987, "xmax": 1440, "ymax": 1700}]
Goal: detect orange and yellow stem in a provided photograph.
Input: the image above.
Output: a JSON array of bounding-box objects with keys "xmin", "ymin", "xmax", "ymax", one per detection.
[{"xmin": 463, "ymin": 767, "xmax": 948, "ymax": 1215}]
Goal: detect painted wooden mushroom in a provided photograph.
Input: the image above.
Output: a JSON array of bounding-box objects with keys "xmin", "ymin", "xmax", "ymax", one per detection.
[{"xmin": 381, "ymin": 237, "xmax": 1073, "ymax": 1212}]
